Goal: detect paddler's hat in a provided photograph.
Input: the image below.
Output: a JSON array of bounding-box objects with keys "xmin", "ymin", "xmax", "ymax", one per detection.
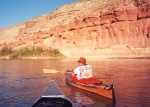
[{"xmin": 78, "ymin": 57, "xmax": 86, "ymax": 65}]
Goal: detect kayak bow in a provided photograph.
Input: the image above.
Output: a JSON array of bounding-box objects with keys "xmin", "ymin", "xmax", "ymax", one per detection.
[{"xmin": 32, "ymin": 80, "xmax": 77, "ymax": 107}]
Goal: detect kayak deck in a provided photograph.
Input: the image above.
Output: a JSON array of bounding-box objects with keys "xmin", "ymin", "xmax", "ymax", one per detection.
[
  {"xmin": 32, "ymin": 80, "xmax": 76, "ymax": 107},
  {"xmin": 43, "ymin": 80, "xmax": 63, "ymax": 96},
  {"xmin": 32, "ymin": 97, "xmax": 73, "ymax": 107}
]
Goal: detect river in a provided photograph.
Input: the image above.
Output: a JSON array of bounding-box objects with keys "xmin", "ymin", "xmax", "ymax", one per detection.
[{"xmin": 0, "ymin": 58, "xmax": 150, "ymax": 107}]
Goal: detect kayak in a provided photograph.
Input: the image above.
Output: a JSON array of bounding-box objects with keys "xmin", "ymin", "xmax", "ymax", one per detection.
[
  {"xmin": 32, "ymin": 80, "xmax": 77, "ymax": 107},
  {"xmin": 65, "ymin": 73, "xmax": 115, "ymax": 100},
  {"xmin": 43, "ymin": 68, "xmax": 59, "ymax": 74}
]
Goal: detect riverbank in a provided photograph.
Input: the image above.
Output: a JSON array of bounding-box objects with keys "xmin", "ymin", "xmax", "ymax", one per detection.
[
  {"xmin": 0, "ymin": 55, "xmax": 66, "ymax": 60},
  {"xmin": 0, "ymin": 46, "xmax": 65, "ymax": 59},
  {"xmin": 66, "ymin": 53, "xmax": 150, "ymax": 59},
  {"xmin": 0, "ymin": 53, "xmax": 150, "ymax": 59}
]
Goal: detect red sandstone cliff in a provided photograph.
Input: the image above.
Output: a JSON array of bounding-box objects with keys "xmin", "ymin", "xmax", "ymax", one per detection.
[{"xmin": 0, "ymin": 0, "xmax": 150, "ymax": 57}]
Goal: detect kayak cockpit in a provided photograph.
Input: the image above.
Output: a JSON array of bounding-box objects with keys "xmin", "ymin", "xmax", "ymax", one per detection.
[{"xmin": 32, "ymin": 96, "xmax": 73, "ymax": 107}]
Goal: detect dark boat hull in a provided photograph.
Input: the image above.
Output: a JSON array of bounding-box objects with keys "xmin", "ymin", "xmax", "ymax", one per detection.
[{"xmin": 32, "ymin": 80, "xmax": 76, "ymax": 107}]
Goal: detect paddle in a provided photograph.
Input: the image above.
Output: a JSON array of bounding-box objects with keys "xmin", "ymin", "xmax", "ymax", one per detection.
[
  {"xmin": 43, "ymin": 68, "xmax": 60, "ymax": 74},
  {"xmin": 95, "ymin": 73, "xmax": 113, "ymax": 79},
  {"xmin": 43, "ymin": 68, "xmax": 71, "ymax": 74},
  {"xmin": 97, "ymin": 73, "xmax": 113, "ymax": 77},
  {"xmin": 43, "ymin": 68, "xmax": 113, "ymax": 79}
]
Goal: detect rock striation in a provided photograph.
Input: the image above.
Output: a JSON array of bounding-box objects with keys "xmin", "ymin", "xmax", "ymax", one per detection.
[{"xmin": 0, "ymin": 0, "xmax": 150, "ymax": 57}]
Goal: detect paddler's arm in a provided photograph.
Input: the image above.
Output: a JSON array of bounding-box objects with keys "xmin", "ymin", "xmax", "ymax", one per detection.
[
  {"xmin": 71, "ymin": 71, "xmax": 75, "ymax": 76},
  {"xmin": 65, "ymin": 68, "xmax": 73, "ymax": 73},
  {"xmin": 65, "ymin": 68, "xmax": 76, "ymax": 76}
]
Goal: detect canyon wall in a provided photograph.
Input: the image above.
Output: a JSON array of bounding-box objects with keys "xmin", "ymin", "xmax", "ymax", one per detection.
[{"xmin": 0, "ymin": 0, "xmax": 150, "ymax": 57}]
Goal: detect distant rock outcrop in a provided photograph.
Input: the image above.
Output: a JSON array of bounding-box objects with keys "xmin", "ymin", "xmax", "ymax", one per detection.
[{"xmin": 0, "ymin": 0, "xmax": 150, "ymax": 57}]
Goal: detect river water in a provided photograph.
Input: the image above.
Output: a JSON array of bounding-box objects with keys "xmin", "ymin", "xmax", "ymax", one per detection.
[{"xmin": 0, "ymin": 58, "xmax": 150, "ymax": 107}]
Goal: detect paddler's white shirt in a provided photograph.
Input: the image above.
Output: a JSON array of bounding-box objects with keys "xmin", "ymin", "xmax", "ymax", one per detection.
[{"xmin": 73, "ymin": 65, "xmax": 92, "ymax": 80}]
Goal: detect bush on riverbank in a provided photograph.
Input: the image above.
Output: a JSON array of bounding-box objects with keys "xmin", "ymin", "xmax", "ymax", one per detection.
[{"xmin": 0, "ymin": 46, "xmax": 64, "ymax": 59}]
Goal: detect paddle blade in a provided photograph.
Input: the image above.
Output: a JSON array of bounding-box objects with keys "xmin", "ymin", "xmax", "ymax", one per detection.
[{"xmin": 43, "ymin": 68, "xmax": 59, "ymax": 74}]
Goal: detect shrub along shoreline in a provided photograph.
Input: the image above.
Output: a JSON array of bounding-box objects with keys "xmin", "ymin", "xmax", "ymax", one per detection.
[
  {"xmin": 0, "ymin": 46, "xmax": 65, "ymax": 59},
  {"xmin": 1, "ymin": 46, "xmax": 149, "ymax": 59}
]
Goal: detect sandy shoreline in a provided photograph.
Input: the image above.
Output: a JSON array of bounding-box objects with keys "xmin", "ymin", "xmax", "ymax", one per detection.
[
  {"xmin": 66, "ymin": 54, "xmax": 150, "ymax": 59},
  {"xmin": 0, "ymin": 53, "xmax": 150, "ymax": 59}
]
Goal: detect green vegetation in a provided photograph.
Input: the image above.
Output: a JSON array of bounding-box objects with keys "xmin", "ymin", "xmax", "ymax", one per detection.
[
  {"xmin": 0, "ymin": 46, "xmax": 12, "ymax": 56},
  {"xmin": 0, "ymin": 46, "xmax": 64, "ymax": 59}
]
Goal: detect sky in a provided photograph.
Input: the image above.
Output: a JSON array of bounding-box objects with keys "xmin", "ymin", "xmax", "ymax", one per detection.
[{"xmin": 0, "ymin": 0, "xmax": 78, "ymax": 28}]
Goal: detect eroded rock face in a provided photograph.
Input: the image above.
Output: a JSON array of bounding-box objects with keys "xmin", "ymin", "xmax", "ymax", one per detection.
[{"xmin": 0, "ymin": 0, "xmax": 150, "ymax": 57}]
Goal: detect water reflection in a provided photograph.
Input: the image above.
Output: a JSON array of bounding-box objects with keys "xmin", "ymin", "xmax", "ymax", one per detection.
[
  {"xmin": 0, "ymin": 59, "xmax": 150, "ymax": 107},
  {"xmin": 69, "ymin": 87, "xmax": 114, "ymax": 107},
  {"xmin": 74, "ymin": 91, "xmax": 94, "ymax": 106}
]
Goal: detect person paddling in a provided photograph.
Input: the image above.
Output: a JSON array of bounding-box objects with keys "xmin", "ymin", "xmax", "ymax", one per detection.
[
  {"xmin": 71, "ymin": 57, "xmax": 93, "ymax": 81},
  {"xmin": 66, "ymin": 57, "xmax": 101, "ymax": 84}
]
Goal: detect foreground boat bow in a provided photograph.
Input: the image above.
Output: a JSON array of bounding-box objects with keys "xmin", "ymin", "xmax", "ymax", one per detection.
[{"xmin": 32, "ymin": 80, "xmax": 77, "ymax": 107}]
